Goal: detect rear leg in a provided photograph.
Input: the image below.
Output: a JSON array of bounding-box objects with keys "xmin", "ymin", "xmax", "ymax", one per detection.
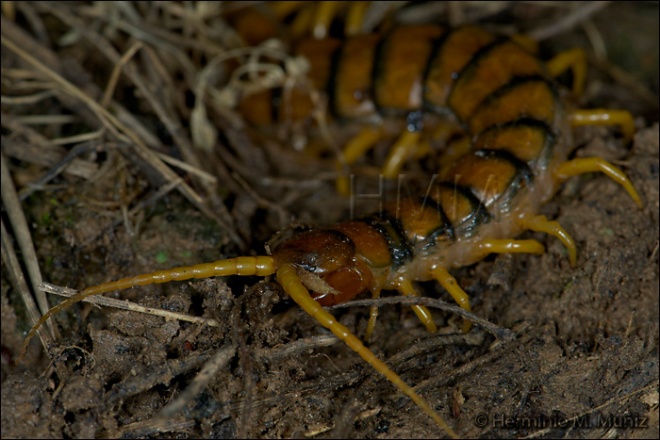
[
  {"xmin": 431, "ymin": 238, "xmax": 545, "ymax": 332},
  {"xmin": 519, "ymin": 215, "xmax": 578, "ymax": 266},
  {"xmin": 554, "ymin": 157, "xmax": 643, "ymax": 207},
  {"xmin": 546, "ymin": 47, "xmax": 587, "ymax": 96},
  {"xmin": 546, "ymin": 47, "xmax": 636, "ymax": 141},
  {"xmin": 568, "ymin": 109, "xmax": 636, "ymax": 142}
]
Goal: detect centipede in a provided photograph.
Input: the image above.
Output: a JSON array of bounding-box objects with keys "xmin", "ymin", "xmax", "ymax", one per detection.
[{"xmin": 16, "ymin": 5, "xmax": 647, "ymax": 439}]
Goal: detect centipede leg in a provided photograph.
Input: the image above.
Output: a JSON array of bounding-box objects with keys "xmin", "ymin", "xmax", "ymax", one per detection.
[
  {"xmin": 312, "ymin": 1, "xmax": 341, "ymax": 39},
  {"xmin": 270, "ymin": 1, "xmax": 306, "ymax": 20},
  {"xmin": 548, "ymin": 48, "xmax": 634, "ymax": 140},
  {"xmin": 430, "ymin": 239, "xmax": 545, "ymax": 332},
  {"xmin": 276, "ymin": 264, "xmax": 458, "ymax": 438},
  {"xmin": 430, "ymin": 265, "xmax": 472, "ymax": 332},
  {"xmin": 289, "ymin": 4, "xmax": 315, "ymax": 40},
  {"xmin": 394, "ymin": 276, "xmax": 438, "ymax": 333},
  {"xmin": 382, "ymin": 131, "xmax": 423, "ymax": 179},
  {"xmin": 545, "ymin": 47, "xmax": 587, "ymax": 96},
  {"xmin": 337, "ymin": 126, "xmax": 383, "ymax": 195},
  {"xmin": 345, "ymin": 1, "xmax": 369, "ymax": 36},
  {"xmin": 568, "ymin": 109, "xmax": 636, "ymax": 142},
  {"xmin": 554, "ymin": 157, "xmax": 643, "ymax": 207},
  {"xmin": 519, "ymin": 215, "xmax": 578, "ymax": 266},
  {"xmin": 475, "ymin": 238, "xmax": 546, "ymax": 260},
  {"xmin": 364, "ymin": 287, "xmax": 382, "ymax": 342}
]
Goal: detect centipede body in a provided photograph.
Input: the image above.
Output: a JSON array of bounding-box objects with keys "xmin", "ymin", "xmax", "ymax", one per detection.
[{"xmin": 2, "ymin": 1, "xmax": 656, "ymax": 438}]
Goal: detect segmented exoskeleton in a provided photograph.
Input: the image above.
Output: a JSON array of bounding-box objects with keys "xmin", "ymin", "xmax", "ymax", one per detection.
[{"xmin": 21, "ymin": 23, "xmax": 643, "ymax": 439}]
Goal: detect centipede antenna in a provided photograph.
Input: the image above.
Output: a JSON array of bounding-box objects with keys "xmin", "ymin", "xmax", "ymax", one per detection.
[
  {"xmin": 276, "ymin": 264, "xmax": 459, "ymax": 438},
  {"xmin": 19, "ymin": 256, "xmax": 276, "ymax": 363}
]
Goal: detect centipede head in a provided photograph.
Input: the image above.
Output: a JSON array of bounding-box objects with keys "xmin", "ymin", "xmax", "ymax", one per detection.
[{"xmin": 271, "ymin": 229, "xmax": 373, "ymax": 306}]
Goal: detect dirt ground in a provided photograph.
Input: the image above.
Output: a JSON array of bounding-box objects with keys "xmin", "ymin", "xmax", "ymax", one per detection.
[{"xmin": 2, "ymin": 2, "xmax": 659, "ymax": 439}]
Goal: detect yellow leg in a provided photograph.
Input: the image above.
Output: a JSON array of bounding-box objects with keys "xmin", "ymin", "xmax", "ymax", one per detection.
[
  {"xmin": 342, "ymin": 126, "xmax": 384, "ymax": 164},
  {"xmin": 382, "ymin": 131, "xmax": 422, "ymax": 179},
  {"xmin": 569, "ymin": 109, "xmax": 635, "ymax": 143},
  {"xmin": 430, "ymin": 239, "xmax": 544, "ymax": 332},
  {"xmin": 270, "ymin": 1, "xmax": 306, "ymax": 20},
  {"xmin": 345, "ymin": 1, "xmax": 369, "ymax": 35},
  {"xmin": 290, "ymin": 5, "xmax": 316, "ymax": 40},
  {"xmin": 364, "ymin": 287, "xmax": 381, "ymax": 342},
  {"xmin": 475, "ymin": 238, "xmax": 545, "ymax": 260},
  {"xmin": 554, "ymin": 157, "xmax": 643, "ymax": 208},
  {"xmin": 394, "ymin": 277, "xmax": 437, "ymax": 334},
  {"xmin": 276, "ymin": 264, "xmax": 458, "ymax": 438},
  {"xmin": 336, "ymin": 126, "xmax": 383, "ymax": 195},
  {"xmin": 430, "ymin": 265, "xmax": 473, "ymax": 333},
  {"xmin": 546, "ymin": 47, "xmax": 586, "ymax": 96},
  {"xmin": 511, "ymin": 33, "xmax": 539, "ymax": 54},
  {"xmin": 313, "ymin": 1, "xmax": 342, "ymax": 39},
  {"xmin": 519, "ymin": 215, "xmax": 577, "ymax": 267}
]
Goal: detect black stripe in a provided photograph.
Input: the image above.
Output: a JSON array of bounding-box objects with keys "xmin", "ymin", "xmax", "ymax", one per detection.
[
  {"xmin": 327, "ymin": 41, "xmax": 344, "ymax": 118},
  {"xmin": 271, "ymin": 87, "xmax": 282, "ymax": 124},
  {"xmin": 482, "ymin": 116, "xmax": 554, "ymax": 133},
  {"xmin": 472, "ymin": 149, "xmax": 534, "ymax": 215},
  {"xmin": 414, "ymin": 195, "xmax": 455, "ymax": 250},
  {"xmin": 370, "ymin": 30, "xmax": 389, "ymax": 116},
  {"xmin": 421, "ymin": 29, "xmax": 453, "ymax": 113},
  {"xmin": 438, "ymin": 182, "xmax": 491, "ymax": 239},
  {"xmin": 473, "ymin": 148, "xmax": 534, "ymax": 183},
  {"xmin": 477, "ymin": 117, "xmax": 557, "ymax": 165},
  {"xmin": 362, "ymin": 211, "xmax": 414, "ymax": 267},
  {"xmin": 472, "ymin": 74, "xmax": 559, "ymax": 120},
  {"xmin": 474, "ymin": 148, "xmax": 534, "ymax": 186},
  {"xmin": 447, "ymin": 36, "xmax": 510, "ymax": 107}
]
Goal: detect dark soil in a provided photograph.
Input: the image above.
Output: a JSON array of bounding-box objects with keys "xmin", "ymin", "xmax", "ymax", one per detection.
[{"xmin": 2, "ymin": 2, "xmax": 658, "ymax": 439}]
